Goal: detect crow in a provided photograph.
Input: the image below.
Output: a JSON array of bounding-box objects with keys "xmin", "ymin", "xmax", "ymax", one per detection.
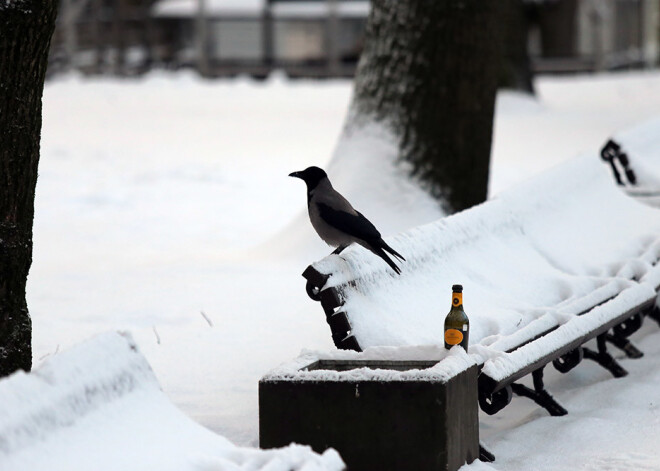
[{"xmin": 289, "ymin": 166, "xmax": 405, "ymax": 274}]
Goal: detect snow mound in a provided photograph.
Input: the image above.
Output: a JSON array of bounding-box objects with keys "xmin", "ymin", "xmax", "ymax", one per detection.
[{"xmin": 0, "ymin": 332, "xmax": 344, "ymax": 471}]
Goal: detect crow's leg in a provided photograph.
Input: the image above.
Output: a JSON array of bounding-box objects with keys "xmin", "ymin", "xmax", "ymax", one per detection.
[{"xmin": 332, "ymin": 245, "xmax": 348, "ymax": 255}]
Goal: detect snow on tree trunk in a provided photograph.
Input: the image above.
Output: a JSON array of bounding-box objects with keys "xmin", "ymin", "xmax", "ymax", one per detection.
[
  {"xmin": 0, "ymin": 0, "xmax": 58, "ymax": 376},
  {"xmin": 346, "ymin": 0, "xmax": 504, "ymax": 213}
]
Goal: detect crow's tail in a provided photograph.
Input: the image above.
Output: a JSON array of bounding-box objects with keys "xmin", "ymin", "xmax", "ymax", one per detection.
[
  {"xmin": 372, "ymin": 246, "xmax": 402, "ymax": 275},
  {"xmin": 381, "ymin": 240, "xmax": 405, "ymax": 262}
]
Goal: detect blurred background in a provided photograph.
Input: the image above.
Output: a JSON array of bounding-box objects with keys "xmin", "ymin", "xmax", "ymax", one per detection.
[{"xmin": 48, "ymin": 0, "xmax": 659, "ymax": 80}]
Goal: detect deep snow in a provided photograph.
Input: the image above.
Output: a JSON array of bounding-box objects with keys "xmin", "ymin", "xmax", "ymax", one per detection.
[
  {"xmin": 23, "ymin": 70, "xmax": 660, "ymax": 469},
  {"xmin": 0, "ymin": 332, "xmax": 344, "ymax": 471}
]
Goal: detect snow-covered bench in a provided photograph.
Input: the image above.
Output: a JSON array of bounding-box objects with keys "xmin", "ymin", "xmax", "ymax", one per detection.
[{"xmin": 302, "ymin": 149, "xmax": 660, "ymax": 417}]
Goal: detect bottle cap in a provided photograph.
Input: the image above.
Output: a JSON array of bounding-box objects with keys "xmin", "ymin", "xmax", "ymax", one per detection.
[{"xmin": 452, "ymin": 284, "xmax": 463, "ymax": 293}]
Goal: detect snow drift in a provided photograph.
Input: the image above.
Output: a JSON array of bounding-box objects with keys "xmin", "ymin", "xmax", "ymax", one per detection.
[{"xmin": 0, "ymin": 332, "xmax": 344, "ymax": 471}]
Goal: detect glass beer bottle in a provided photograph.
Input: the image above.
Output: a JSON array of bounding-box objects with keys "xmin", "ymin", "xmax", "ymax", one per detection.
[{"xmin": 444, "ymin": 284, "xmax": 469, "ymax": 351}]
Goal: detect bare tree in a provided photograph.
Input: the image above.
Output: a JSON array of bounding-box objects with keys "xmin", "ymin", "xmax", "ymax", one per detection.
[
  {"xmin": 0, "ymin": 0, "xmax": 59, "ymax": 376},
  {"xmin": 347, "ymin": 0, "xmax": 505, "ymax": 213}
]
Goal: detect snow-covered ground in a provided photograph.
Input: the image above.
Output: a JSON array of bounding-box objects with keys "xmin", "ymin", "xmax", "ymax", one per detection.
[
  {"xmin": 1, "ymin": 332, "xmax": 343, "ymax": 471},
  {"xmin": 24, "ymin": 70, "xmax": 660, "ymax": 468}
]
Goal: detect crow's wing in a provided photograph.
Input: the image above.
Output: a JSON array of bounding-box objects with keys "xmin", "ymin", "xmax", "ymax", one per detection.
[{"xmin": 317, "ymin": 203, "xmax": 382, "ymax": 241}]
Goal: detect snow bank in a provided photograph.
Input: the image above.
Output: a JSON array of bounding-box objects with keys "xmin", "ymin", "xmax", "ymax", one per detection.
[
  {"xmin": 310, "ymin": 150, "xmax": 660, "ymax": 354},
  {"xmin": 0, "ymin": 332, "xmax": 344, "ymax": 471}
]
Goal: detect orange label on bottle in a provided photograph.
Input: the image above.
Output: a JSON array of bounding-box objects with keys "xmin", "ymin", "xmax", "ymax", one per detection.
[
  {"xmin": 445, "ymin": 329, "xmax": 464, "ymax": 345},
  {"xmin": 452, "ymin": 293, "xmax": 463, "ymax": 306}
]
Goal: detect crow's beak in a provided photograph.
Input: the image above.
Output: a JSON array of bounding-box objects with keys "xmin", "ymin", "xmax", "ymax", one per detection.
[{"xmin": 289, "ymin": 171, "xmax": 301, "ymax": 178}]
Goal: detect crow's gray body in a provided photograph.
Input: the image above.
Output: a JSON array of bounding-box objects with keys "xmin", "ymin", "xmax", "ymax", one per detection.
[
  {"xmin": 290, "ymin": 166, "xmax": 405, "ymax": 274},
  {"xmin": 307, "ymin": 178, "xmax": 359, "ymax": 247}
]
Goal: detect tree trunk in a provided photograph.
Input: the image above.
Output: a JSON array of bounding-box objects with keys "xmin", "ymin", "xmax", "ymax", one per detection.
[
  {"xmin": 500, "ymin": 0, "xmax": 535, "ymax": 94},
  {"xmin": 538, "ymin": 0, "xmax": 577, "ymax": 58},
  {"xmin": 350, "ymin": 0, "xmax": 504, "ymax": 213},
  {"xmin": 0, "ymin": 0, "xmax": 58, "ymax": 376}
]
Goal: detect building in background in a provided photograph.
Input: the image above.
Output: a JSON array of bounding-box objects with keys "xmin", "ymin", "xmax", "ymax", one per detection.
[
  {"xmin": 50, "ymin": 0, "xmax": 158, "ymax": 75},
  {"xmin": 151, "ymin": 0, "xmax": 368, "ymax": 77},
  {"xmin": 528, "ymin": 0, "xmax": 659, "ymax": 73},
  {"xmin": 49, "ymin": 0, "xmax": 658, "ymax": 78}
]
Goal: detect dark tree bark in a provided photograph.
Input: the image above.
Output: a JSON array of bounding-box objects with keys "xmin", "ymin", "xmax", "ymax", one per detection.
[
  {"xmin": 349, "ymin": 0, "xmax": 505, "ymax": 213},
  {"xmin": 0, "ymin": 0, "xmax": 58, "ymax": 376},
  {"xmin": 538, "ymin": 0, "xmax": 577, "ymax": 58},
  {"xmin": 499, "ymin": 0, "xmax": 535, "ymax": 94}
]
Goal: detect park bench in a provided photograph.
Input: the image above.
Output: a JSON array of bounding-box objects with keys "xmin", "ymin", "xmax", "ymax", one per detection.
[{"xmin": 301, "ymin": 149, "xmax": 660, "ymax": 423}]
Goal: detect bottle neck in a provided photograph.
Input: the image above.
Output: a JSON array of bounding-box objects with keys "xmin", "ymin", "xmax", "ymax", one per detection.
[{"xmin": 451, "ymin": 292, "xmax": 463, "ymax": 308}]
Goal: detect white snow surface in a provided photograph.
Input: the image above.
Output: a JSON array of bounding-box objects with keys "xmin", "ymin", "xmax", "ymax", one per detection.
[
  {"xmin": 27, "ymin": 70, "xmax": 660, "ymax": 469},
  {"xmin": 0, "ymin": 332, "xmax": 344, "ymax": 471}
]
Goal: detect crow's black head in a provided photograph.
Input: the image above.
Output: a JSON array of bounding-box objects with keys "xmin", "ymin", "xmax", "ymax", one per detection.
[{"xmin": 288, "ymin": 166, "xmax": 328, "ymax": 190}]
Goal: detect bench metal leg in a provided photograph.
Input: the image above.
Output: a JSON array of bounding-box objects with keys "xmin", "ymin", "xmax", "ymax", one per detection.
[
  {"xmin": 647, "ymin": 305, "xmax": 660, "ymax": 327},
  {"xmin": 510, "ymin": 367, "xmax": 567, "ymax": 416},
  {"xmin": 302, "ymin": 267, "xmax": 329, "ymax": 302},
  {"xmin": 613, "ymin": 312, "xmax": 643, "ymax": 337},
  {"xmin": 479, "ymin": 443, "xmax": 495, "ymax": 463},
  {"xmin": 331, "ymin": 245, "xmax": 348, "ymax": 255},
  {"xmin": 305, "ymin": 280, "xmax": 322, "ymax": 301},
  {"xmin": 606, "ymin": 333, "xmax": 643, "ymax": 359},
  {"xmin": 552, "ymin": 347, "xmax": 583, "ymax": 373},
  {"xmin": 478, "ymin": 385, "xmax": 513, "ymax": 416},
  {"xmin": 605, "ymin": 312, "xmax": 645, "ymax": 358},
  {"xmin": 583, "ymin": 334, "xmax": 628, "ymax": 377}
]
